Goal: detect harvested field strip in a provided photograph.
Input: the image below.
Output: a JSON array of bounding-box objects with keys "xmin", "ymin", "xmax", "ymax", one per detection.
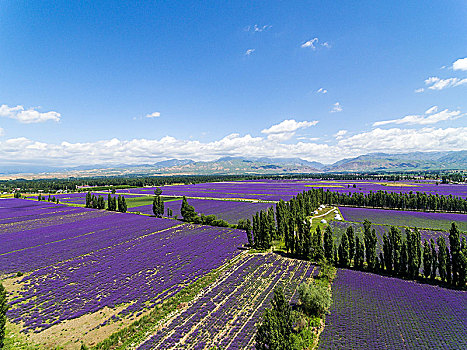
[{"xmin": 137, "ymin": 253, "xmax": 318, "ymax": 350}]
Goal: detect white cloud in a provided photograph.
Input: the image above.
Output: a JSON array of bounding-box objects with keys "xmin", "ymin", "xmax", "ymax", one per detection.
[
  {"xmin": 145, "ymin": 112, "xmax": 161, "ymax": 118},
  {"xmin": 414, "ymin": 88, "xmax": 424, "ymax": 93},
  {"xmin": 373, "ymin": 107, "xmax": 463, "ymax": 126},
  {"xmin": 317, "ymin": 88, "xmax": 328, "ymax": 94},
  {"xmin": 338, "ymin": 127, "xmax": 467, "ymax": 154},
  {"xmin": 261, "ymin": 119, "xmax": 319, "ymax": 134},
  {"xmin": 0, "ymin": 104, "xmax": 61, "ymax": 123},
  {"xmin": 452, "ymin": 57, "xmax": 467, "ymax": 71},
  {"xmin": 301, "ymin": 38, "xmax": 318, "ymax": 49},
  {"xmin": 301, "ymin": 38, "xmax": 330, "ymax": 50},
  {"xmin": 424, "ymin": 76, "xmax": 467, "ymax": 90},
  {"xmin": 330, "ymin": 102, "xmax": 342, "ymax": 113},
  {"xmin": 1, "ymin": 124, "xmax": 467, "ymax": 167},
  {"xmin": 334, "ymin": 130, "xmax": 347, "ymax": 139},
  {"xmin": 245, "ymin": 24, "xmax": 272, "ymax": 32},
  {"xmin": 425, "ymin": 106, "xmax": 438, "ymax": 114},
  {"xmin": 245, "ymin": 49, "xmax": 255, "ymax": 56}
]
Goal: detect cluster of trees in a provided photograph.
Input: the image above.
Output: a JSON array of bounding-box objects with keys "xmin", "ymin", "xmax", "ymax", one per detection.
[
  {"xmin": 36, "ymin": 193, "xmax": 59, "ymax": 203},
  {"xmin": 85, "ymin": 192, "xmax": 127, "ymax": 212},
  {"xmin": 332, "ymin": 222, "xmax": 466, "ymax": 288},
  {"xmin": 13, "ymin": 192, "xmax": 21, "ymax": 198},
  {"xmin": 255, "ymin": 266, "xmax": 334, "ymax": 350},
  {"xmin": 248, "ymin": 188, "xmax": 466, "ymax": 289},
  {"xmin": 180, "ymin": 197, "xmax": 230, "ymax": 227},
  {"xmin": 152, "ymin": 195, "xmax": 164, "ymax": 217}
]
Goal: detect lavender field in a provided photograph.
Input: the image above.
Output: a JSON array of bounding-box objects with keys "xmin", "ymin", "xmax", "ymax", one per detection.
[
  {"xmin": 116, "ymin": 179, "xmax": 467, "ymax": 200},
  {"xmin": 318, "ymin": 269, "xmax": 467, "ymax": 349},
  {"xmin": 129, "ymin": 198, "xmax": 274, "ymax": 223},
  {"xmin": 339, "ymin": 206, "xmax": 467, "ymax": 231},
  {"xmin": 137, "ymin": 254, "xmax": 318, "ymax": 350}
]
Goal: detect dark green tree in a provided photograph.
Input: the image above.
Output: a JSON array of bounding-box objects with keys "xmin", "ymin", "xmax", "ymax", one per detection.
[
  {"xmin": 180, "ymin": 196, "xmax": 196, "ymax": 222},
  {"xmin": 152, "ymin": 195, "xmax": 164, "ymax": 217},
  {"xmin": 346, "ymin": 225, "xmax": 355, "ymax": 264},
  {"xmin": 437, "ymin": 236, "xmax": 448, "ymax": 283},
  {"xmin": 323, "ymin": 225, "xmax": 334, "ymax": 263},
  {"xmin": 338, "ymin": 231, "xmax": 350, "ymax": 267},
  {"xmin": 255, "ymin": 287, "xmax": 293, "ymax": 350},
  {"xmin": 355, "ymin": 236, "xmax": 365, "ymax": 269},
  {"xmin": 363, "ymin": 220, "xmax": 377, "ymax": 271},
  {"xmin": 449, "ymin": 223, "xmax": 461, "ymax": 286},
  {"xmin": 430, "ymin": 238, "xmax": 437, "ymax": 281},
  {"xmin": 423, "ymin": 240, "xmax": 432, "ymax": 279}
]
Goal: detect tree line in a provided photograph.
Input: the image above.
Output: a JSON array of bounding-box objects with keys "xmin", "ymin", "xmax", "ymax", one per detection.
[
  {"xmin": 334, "ymin": 221, "xmax": 467, "ymax": 288},
  {"xmin": 85, "ymin": 192, "xmax": 127, "ymax": 212}
]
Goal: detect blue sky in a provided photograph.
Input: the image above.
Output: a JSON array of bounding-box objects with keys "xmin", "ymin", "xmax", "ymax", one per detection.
[{"xmin": 0, "ymin": 1, "xmax": 466, "ymax": 167}]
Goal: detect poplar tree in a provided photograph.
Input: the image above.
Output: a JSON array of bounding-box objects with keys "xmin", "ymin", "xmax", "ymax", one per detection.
[
  {"xmin": 346, "ymin": 225, "xmax": 355, "ymax": 263},
  {"xmin": 423, "ymin": 240, "xmax": 432, "ymax": 279},
  {"xmin": 323, "ymin": 225, "xmax": 334, "ymax": 263},
  {"xmin": 449, "ymin": 223, "xmax": 461, "ymax": 286},
  {"xmin": 355, "ymin": 236, "xmax": 365, "ymax": 269},
  {"xmin": 437, "ymin": 236, "xmax": 448, "ymax": 283},
  {"xmin": 430, "ymin": 238, "xmax": 437, "ymax": 281},
  {"xmin": 338, "ymin": 231, "xmax": 350, "ymax": 267},
  {"xmin": 363, "ymin": 220, "xmax": 377, "ymax": 271}
]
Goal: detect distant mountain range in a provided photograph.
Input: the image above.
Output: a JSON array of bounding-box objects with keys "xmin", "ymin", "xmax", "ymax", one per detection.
[{"xmin": 1, "ymin": 151, "xmax": 466, "ymax": 178}]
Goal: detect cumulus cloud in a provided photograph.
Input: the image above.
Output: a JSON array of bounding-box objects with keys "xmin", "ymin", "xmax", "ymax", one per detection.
[
  {"xmin": 373, "ymin": 107, "xmax": 463, "ymax": 126},
  {"xmin": 145, "ymin": 112, "xmax": 161, "ymax": 118},
  {"xmin": 0, "ymin": 104, "xmax": 61, "ymax": 123},
  {"xmin": 245, "ymin": 49, "xmax": 255, "ymax": 56},
  {"xmin": 414, "ymin": 88, "xmax": 424, "ymax": 93},
  {"xmin": 334, "ymin": 130, "xmax": 347, "ymax": 139},
  {"xmin": 317, "ymin": 88, "xmax": 328, "ymax": 94},
  {"xmin": 452, "ymin": 57, "xmax": 467, "ymax": 71},
  {"xmin": 2, "ymin": 124, "xmax": 467, "ymax": 167},
  {"xmin": 330, "ymin": 102, "xmax": 342, "ymax": 113},
  {"xmin": 424, "ymin": 76, "xmax": 467, "ymax": 90}
]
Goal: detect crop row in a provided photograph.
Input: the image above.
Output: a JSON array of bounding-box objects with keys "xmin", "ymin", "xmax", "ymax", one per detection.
[
  {"xmin": 318, "ymin": 268, "xmax": 467, "ymax": 349},
  {"xmin": 137, "ymin": 253, "xmax": 318, "ymax": 350}
]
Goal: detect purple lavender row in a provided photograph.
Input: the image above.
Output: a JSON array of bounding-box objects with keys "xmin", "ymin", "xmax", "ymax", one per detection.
[
  {"xmin": 8, "ymin": 224, "xmax": 246, "ymax": 332},
  {"xmin": 318, "ymin": 268, "xmax": 467, "ymax": 349},
  {"xmin": 339, "ymin": 206, "xmax": 467, "ymax": 231}
]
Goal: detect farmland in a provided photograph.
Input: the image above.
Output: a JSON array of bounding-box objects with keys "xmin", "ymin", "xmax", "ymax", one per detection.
[
  {"xmin": 318, "ymin": 269, "xmax": 467, "ymax": 349},
  {"xmin": 1, "ymin": 178, "xmax": 467, "ymax": 349}
]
